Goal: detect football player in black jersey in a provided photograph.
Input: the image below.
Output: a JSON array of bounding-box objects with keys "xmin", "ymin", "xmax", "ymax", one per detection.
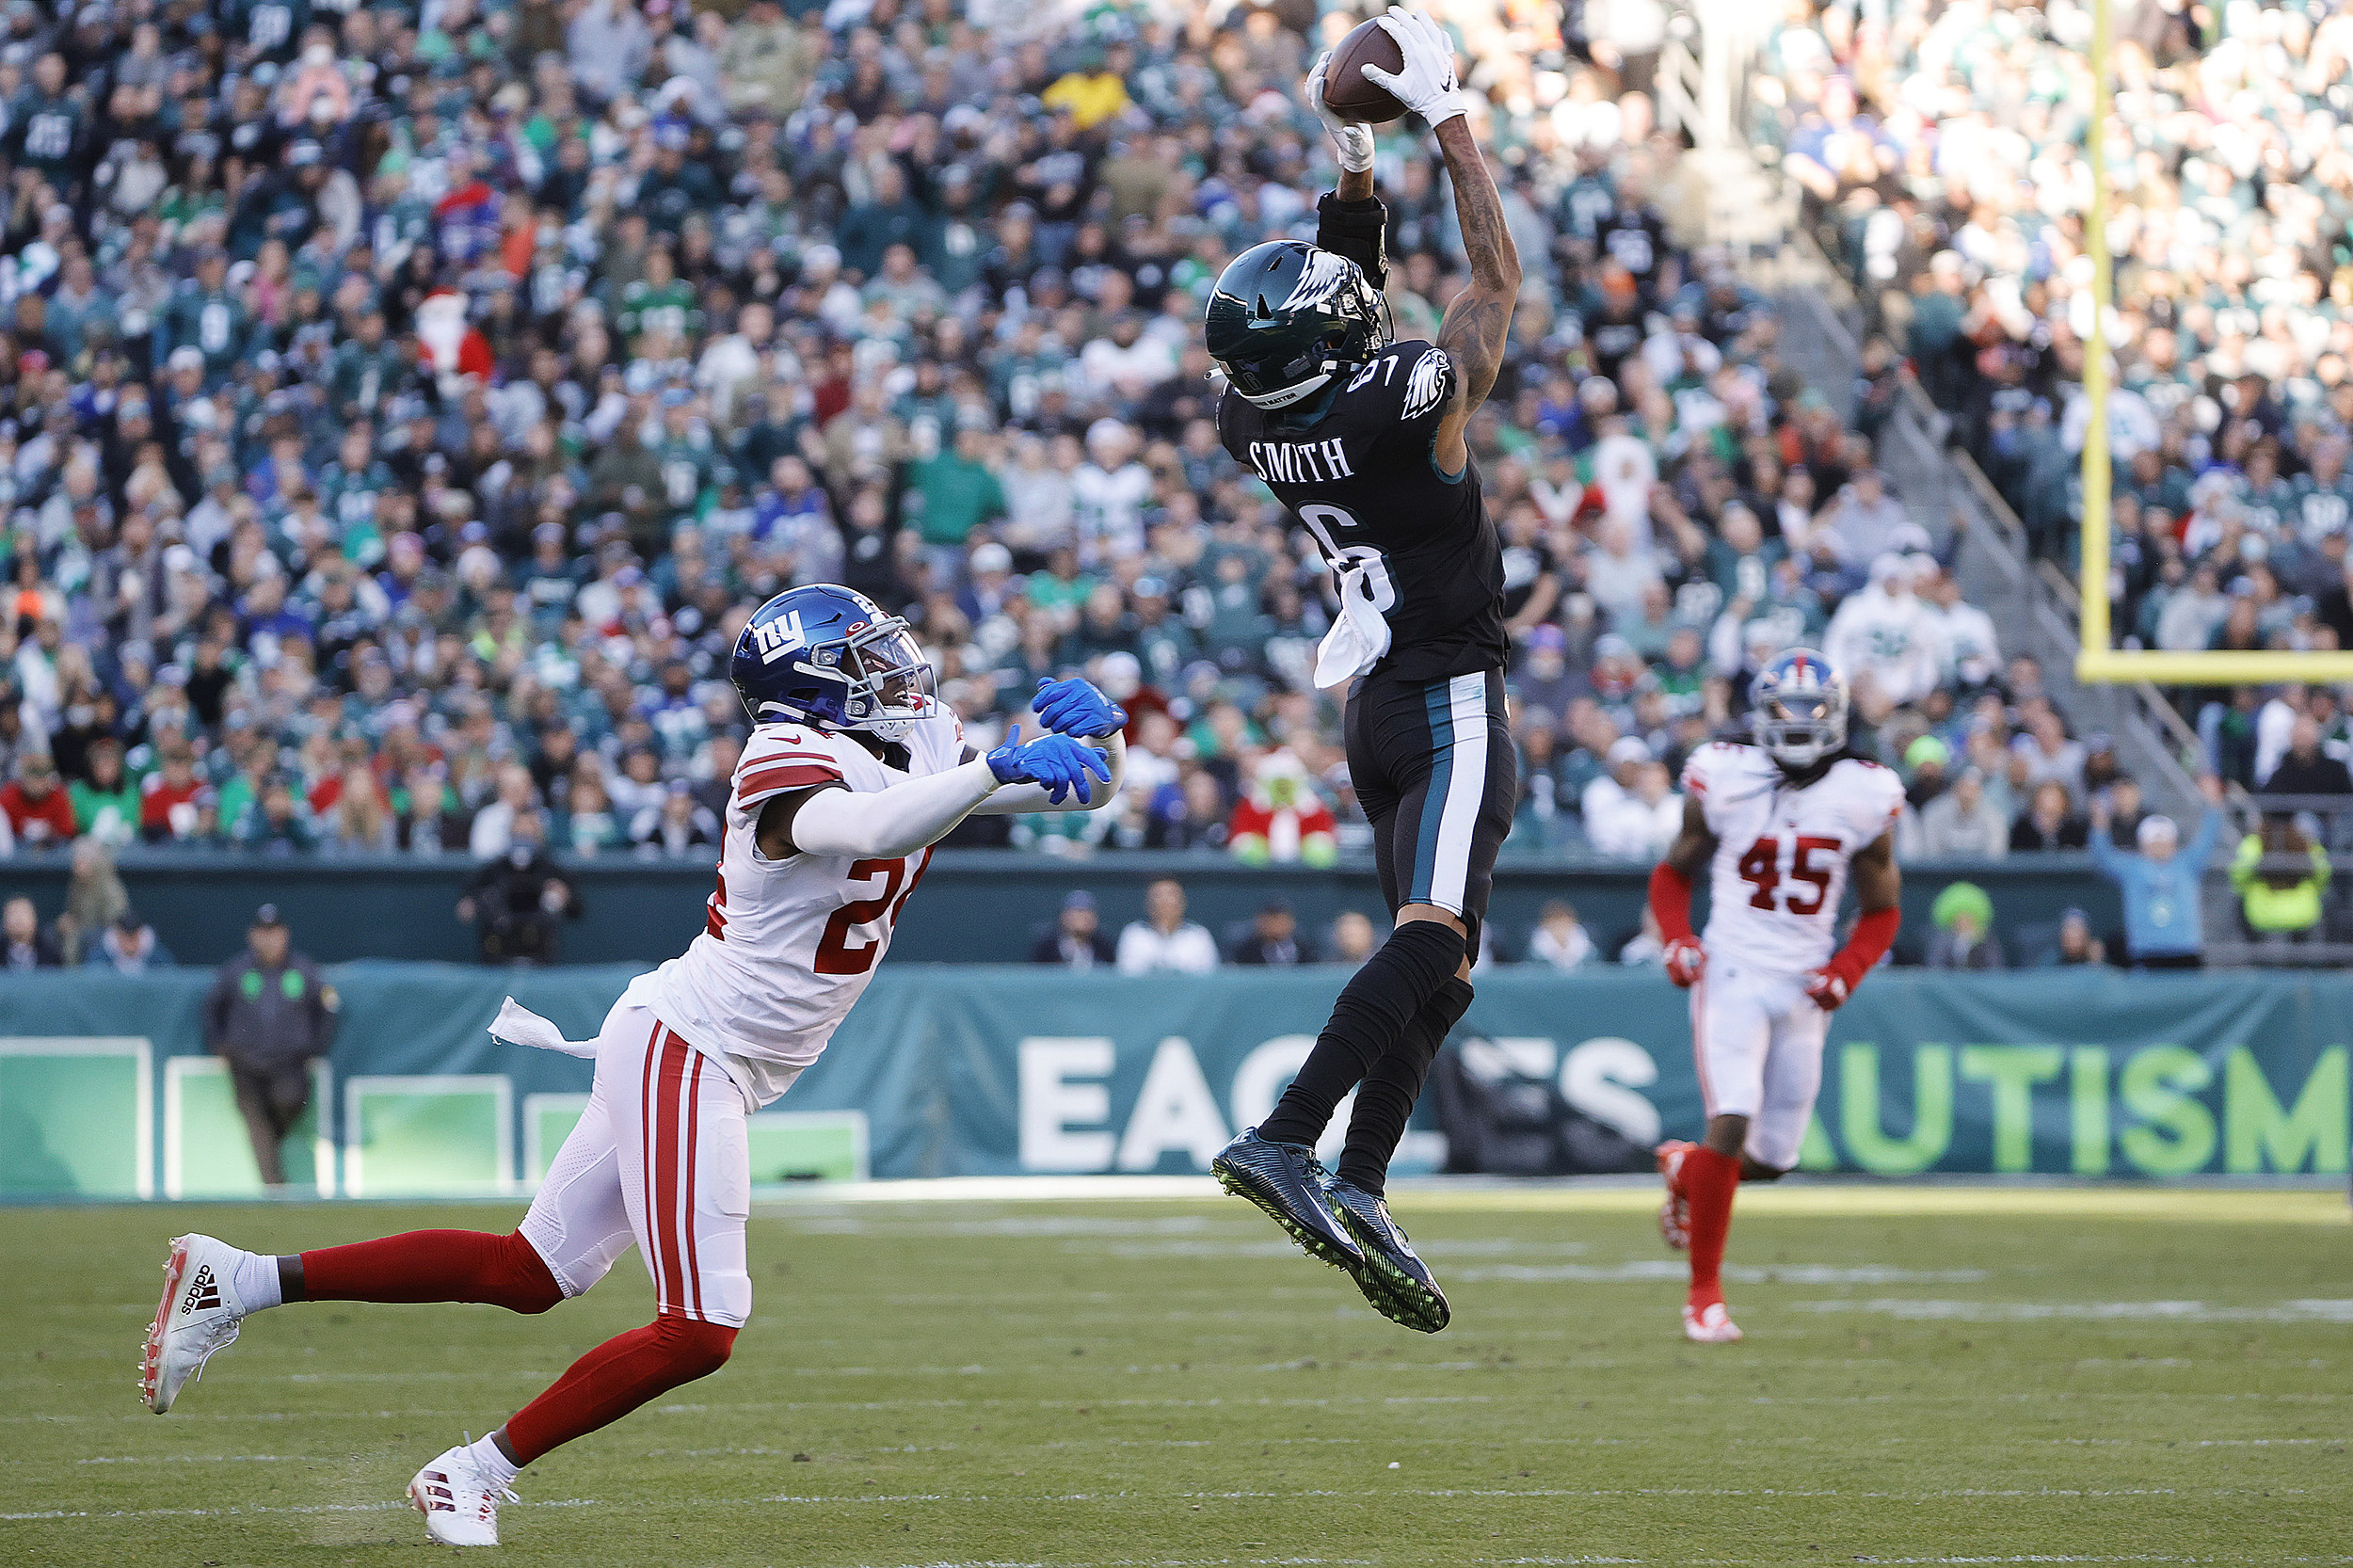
[{"xmin": 1206, "ymin": 7, "xmax": 1519, "ymax": 1335}]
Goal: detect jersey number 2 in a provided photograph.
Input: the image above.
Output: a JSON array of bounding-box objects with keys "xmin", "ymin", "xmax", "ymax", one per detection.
[
  {"xmin": 1737, "ymin": 835, "xmax": 1838, "ymax": 915},
  {"xmin": 813, "ymin": 848, "xmax": 934, "ymax": 975}
]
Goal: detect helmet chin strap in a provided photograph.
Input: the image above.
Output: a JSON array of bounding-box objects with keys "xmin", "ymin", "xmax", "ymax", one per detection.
[{"xmin": 1238, "ymin": 368, "xmax": 1334, "ymax": 410}]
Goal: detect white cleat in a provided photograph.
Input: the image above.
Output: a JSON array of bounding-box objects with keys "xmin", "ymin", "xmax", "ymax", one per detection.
[
  {"xmin": 409, "ymin": 1442, "xmax": 519, "ymax": 1546},
  {"xmin": 141, "ymin": 1234, "xmax": 249, "ymax": 1413},
  {"xmin": 1682, "ymin": 1297, "xmax": 1744, "ymax": 1344}
]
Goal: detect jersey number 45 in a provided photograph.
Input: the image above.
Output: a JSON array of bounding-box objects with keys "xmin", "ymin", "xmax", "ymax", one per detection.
[{"xmin": 1737, "ymin": 835, "xmax": 1838, "ymax": 915}]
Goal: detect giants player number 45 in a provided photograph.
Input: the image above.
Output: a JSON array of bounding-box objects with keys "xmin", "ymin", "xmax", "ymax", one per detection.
[{"xmin": 1646, "ymin": 649, "xmax": 1903, "ymax": 1346}]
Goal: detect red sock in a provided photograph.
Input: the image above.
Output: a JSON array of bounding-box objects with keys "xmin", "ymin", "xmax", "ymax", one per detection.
[
  {"xmin": 300, "ymin": 1230, "xmax": 563, "ymax": 1314},
  {"xmin": 1681, "ymin": 1146, "xmax": 1740, "ymax": 1302},
  {"xmin": 504, "ymin": 1314, "xmax": 737, "ymax": 1464}
]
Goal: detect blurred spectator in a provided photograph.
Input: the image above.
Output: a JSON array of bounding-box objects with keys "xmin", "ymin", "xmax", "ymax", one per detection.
[
  {"xmin": 2010, "ymin": 781, "xmax": 2089, "ymax": 854},
  {"xmin": 1227, "ymin": 757, "xmax": 1337, "ymax": 868},
  {"xmin": 4, "ymin": 896, "xmax": 63, "ymax": 968},
  {"xmin": 1231, "ymin": 901, "xmax": 1316, "ymax": 967},
  {"xmin": 1031, "ymin": 890, "xmax": 1115, "ymax": 969},
  {"xmin": 632, "ymin": 782, "xmax": 722, "ymax": 858},
  {"xmin": 2089, "ymin": 778, "xmax": 2229, "ymax": 970},
  {"xmin": 1586, "ymin": 759, "xmax": 1680, "ymax": 861},
  {"xmin": 2, "ymin": 755, "xmax": 77, "ymax": 850},
  {"xmin": 1620, "ymin": 904, "xmax": 1669, "ymax": 967},
  {"xmin": 86, "ymin": 909, "xmax": 173, "ymax": 973},
  {"xmin": 1924, "ymin": 882, "xmax": 2004, "ymax": 970},
  {"xmin": 2044, "ymin": 907, "xmax": 2107, "ymax": 968},
  {"xmin": 1115, "ymin": 878, "xmax": 1218, "ymax": 976},
  {"xmin": 58, "ymin": 838, "xmax": 130, "ymax": 964},
  {"xmin": 2232, "ymin": 816, "xmax": 2332, "ymax": 948},
  {"xmin": 456, "ymin": 813, "xmax": 581, "ymax": 966},
  {"xmin": 1326, "ymin": 910, "xmax": 1379, "ymax": 967},
  {"xmin": 202, "ymin": 905, "xmax": 338, "ymax": 1188},
  {"xmin": 71, "ymin": 740, "xmax": 140, "ymax": 846},
  {"xmin": 1905, "ymin": 767, "xmax": 2008, "ymax": 860},
  {"xmin": 1526, "ymin": 900, "xmax": 1595, "ymax": 970},
  {"xmin": 2261, "ymin": 717, "xmax": 2353, "ymax": 798}
]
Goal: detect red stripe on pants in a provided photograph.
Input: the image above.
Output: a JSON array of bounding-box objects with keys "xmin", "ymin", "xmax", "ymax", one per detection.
[
  {"xmin": 680, "ymin": 1051, "xmax": 706, "ymax": 1320},
  {"xmin": 650, "ymin": 1032, "xmax": 688, "ymax": 1314}
]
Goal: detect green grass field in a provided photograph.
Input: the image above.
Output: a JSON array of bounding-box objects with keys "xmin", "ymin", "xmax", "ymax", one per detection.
[{"xmin": 4, "ymin": 1185, "xmax": 2347, "ymax": 1566}]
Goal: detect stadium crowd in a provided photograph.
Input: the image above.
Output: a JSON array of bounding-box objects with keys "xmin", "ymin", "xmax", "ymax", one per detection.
[{"xmin": 0, "ymin": 0, "xmax": 2190, "ymax": 891}]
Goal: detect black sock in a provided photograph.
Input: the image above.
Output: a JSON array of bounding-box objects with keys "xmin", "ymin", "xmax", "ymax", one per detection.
[
  {"xmin": 1337, "ymin": 976, "xmax": 1475, "ymax": 1195},
  {"xmin": 277, "ymin": 1255, "xmax": 306, "ymax": 1304},
  {"xmin": 1257, "ymin": 920, "xmax": 1465, "ymax": 1148}
]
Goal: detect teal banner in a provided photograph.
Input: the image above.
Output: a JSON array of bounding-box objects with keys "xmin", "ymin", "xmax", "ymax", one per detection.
[{"xmin": 0, "ymin": 967, "xmax": 2344, "ymax": 1197}]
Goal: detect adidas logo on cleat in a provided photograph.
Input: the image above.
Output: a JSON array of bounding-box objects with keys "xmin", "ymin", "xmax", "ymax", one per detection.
[{"xmin": 179, "ymin": 1265, "xmax": 220, "ymax": 1318}]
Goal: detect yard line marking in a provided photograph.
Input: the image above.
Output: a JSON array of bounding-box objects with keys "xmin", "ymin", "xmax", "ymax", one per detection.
[{"xmin": 1457, "ymin": 1262, "xmax": 1990, "ymax": 1285}]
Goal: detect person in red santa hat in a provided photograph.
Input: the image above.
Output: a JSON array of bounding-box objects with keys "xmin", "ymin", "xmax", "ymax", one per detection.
[{"xmin": 414, "ymin": 288, "xmax": 493, "ymax": 397}]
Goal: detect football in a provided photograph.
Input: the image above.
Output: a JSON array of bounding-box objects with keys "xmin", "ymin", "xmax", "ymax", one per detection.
[{"xmin": 1320, "ymin": 18, "xmax": 1408, "ymax": 124}]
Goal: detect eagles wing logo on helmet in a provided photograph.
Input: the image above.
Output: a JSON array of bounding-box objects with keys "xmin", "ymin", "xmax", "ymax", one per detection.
[
  {"xmin": 1282, "ymin": 248, "xmax": 1356, "ymax": 312},
  {"xmin": 1401, "ymin": 347, "xmax": 1452, "ymax": 420}
]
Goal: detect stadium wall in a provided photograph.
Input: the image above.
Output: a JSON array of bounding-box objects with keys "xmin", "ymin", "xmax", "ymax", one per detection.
[
  {"xmin": 2, "ymin": 853, "xmax": 2121, "ymax": 966},
  {"xmin": 1, "ymin": 967, "xmax": 2342, "ymax": 1199}
]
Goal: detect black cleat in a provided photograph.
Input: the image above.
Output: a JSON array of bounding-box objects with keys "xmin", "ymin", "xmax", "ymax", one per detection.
[
  {"xmin": 1324, "ymin": 1176, "xmax": 1449, "ymax": 1333},
  {"xmin": 1211, "ymin": 1128, "xmax": 1364, "ymax": 1273}
]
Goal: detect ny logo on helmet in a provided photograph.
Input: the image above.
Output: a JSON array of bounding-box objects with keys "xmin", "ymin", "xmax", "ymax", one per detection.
[{"xmin": 753, "ymin": 610, "xmax": 806, "ymax": 664}]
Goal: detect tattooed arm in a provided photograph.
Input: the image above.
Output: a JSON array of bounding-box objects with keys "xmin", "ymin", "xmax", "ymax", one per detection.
[{"xmin": 1429, "ymin": 115, "xmax": 1519, "ymax": 475}]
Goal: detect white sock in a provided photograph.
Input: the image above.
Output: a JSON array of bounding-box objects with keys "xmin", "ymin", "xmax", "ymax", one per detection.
[
  {"xmin": 464, "ymin": 1432, "xmax": 521, "ymax": 1488},
  {"xmin": 230, "ymin": 1250, "xmax": 283, "ymax": 1312}
]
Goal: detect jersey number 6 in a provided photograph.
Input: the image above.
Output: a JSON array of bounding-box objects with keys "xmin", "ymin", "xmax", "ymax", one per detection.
[
  {"xmin": 814, "ymin": 848, "xmax": 935, "ymax": 975},
  {"xmin": 1737, "ymin": 834, "xmax": 1839, "ymax": 915},
  {"xmin": 1295, "ymin": 504, "xmax": 1395, "ymax": 613}
]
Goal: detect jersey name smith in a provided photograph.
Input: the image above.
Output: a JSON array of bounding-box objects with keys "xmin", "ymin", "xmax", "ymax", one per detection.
[{"xmin": 1245, "ymin": 437, "xmax": 1355, "ymax": 485}]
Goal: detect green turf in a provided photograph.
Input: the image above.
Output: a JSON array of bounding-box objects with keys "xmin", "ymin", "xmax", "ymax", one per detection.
[{"xmin": 4, "ymin": 1188, "xmax": 2347, "ymax": 1566}]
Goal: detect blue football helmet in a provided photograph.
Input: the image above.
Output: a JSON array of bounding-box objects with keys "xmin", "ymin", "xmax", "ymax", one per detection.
[
  {"xmin": 1750, "ymin": 648, "xmax": 1848, "ymax": 771},
  {"xmin": 729, "ymin": 584, "xmax": 937, "ymax": 741}
]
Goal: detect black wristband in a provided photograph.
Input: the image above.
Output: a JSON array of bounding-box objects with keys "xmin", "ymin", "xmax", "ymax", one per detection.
[{"xmin": 1315, "ymin": 189, "xmax": 1389, "ymax": 290}]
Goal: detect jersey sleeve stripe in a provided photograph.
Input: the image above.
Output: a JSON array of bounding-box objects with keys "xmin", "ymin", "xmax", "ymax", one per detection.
[{"xmin": 736, "ymin": 763, "xmax": 844, "ymax": 803}]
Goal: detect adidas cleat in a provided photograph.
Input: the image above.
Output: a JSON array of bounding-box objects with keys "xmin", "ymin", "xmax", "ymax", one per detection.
[
  {"xmin": 1682, "ymin": 1294, "xmax": 1743, "ymax": 1344},
  {"xmin": 1324, "ymin": 1176, "xmax": 1449, "ymax": 1333},
  {"xmin": 409, "ymin": 1441, "xmax": 519, "ymax": 1546},
  {"xmin": 1211, "ymin": 1128, "xmax": 1364, "ymax": 1273},
  {"xmin": 142, "ymin": 1234, "xmax": 249, "ymax": 1413},
  {"xmin": 1655, "ymin": 1140, "xmax": 1696, "ymax": 1251}
]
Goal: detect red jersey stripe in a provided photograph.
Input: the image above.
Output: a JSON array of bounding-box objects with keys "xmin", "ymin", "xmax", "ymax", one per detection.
[{"xmin": 736, "ymin": 763, "xmax": 843, "ymax": 803}]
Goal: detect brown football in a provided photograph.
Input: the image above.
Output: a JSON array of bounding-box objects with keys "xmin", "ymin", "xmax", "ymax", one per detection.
[{"xmin": 1321, "ymin": 18, "xmax": 1407, "ymax": 124}]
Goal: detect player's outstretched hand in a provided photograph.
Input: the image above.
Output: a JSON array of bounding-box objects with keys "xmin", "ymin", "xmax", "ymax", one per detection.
[
  {"xmin": 1364, "ymin": 8, "xmax": 1466, "ymax": 129},
  {"xmin": 1305, "ymin": 51, "xmax": 1376, "ymax": 172},
  {"xmin": 1032, "ymin": 676, "xmax": 1128, "ymax": 739},
  {"xmin": 1803, "ymin": 966, "xmax": 1851, "ymax": 1011},
  {"xmin": 1662, "ymin": 936, "xmax": 1705, "ymax": 988},
  {"xmin": 987, "ymin": 725, "xmax": 1113, "ymax": 805}
]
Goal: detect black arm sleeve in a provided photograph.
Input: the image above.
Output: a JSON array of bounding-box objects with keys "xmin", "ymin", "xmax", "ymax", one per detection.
[{"xmin": 1316, "ymin": 191, "xmax": 1389, "ymax": 291}]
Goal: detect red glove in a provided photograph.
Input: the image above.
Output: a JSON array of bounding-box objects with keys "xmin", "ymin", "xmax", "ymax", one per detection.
[
  {"xmin": 1664, "ymin": 936, "xmax": 1706, "ymax": 988},
  {"xmin": 1648, "ymin": 861, "xmax": 1705, "ymax": 988},
  {"xmin": 1806, "ymin": 905, "xmax": 1900, "ymax": 1012}
]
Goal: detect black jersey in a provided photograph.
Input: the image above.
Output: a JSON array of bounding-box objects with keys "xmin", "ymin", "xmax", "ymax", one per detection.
[{"xmin": 1217, "ymin": 339, "xmax": 1507, "ymax": 682}]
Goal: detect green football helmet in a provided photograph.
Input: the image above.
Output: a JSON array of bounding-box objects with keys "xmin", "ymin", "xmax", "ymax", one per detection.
[{"xmin": 1203, "ymin": 240, "xmax": 1387, "ymax": 411}]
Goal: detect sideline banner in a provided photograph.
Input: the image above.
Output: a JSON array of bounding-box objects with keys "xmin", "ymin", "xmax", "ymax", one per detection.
[{"xmin": 1, "ymin": 966, "xmax": 2343, "ymax": 1196}]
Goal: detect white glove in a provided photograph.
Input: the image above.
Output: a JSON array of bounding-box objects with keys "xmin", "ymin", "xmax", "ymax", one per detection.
[
  {"xmin": 1363, "ymin": 7, "xmax": 1467, "ymax": 129},
  {"xmin": 1305, "ymin": 51, "xmax": 1376, "ymax": 173}
]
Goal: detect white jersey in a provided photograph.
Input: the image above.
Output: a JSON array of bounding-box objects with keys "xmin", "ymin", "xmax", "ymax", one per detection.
[
  {"xmin": 634, "ymin": 712, "xmax": 966, "ymax": 1106},
  {"xmin": 1683, "ymin": 742, "xmax": 1904, "ymax": 976}
]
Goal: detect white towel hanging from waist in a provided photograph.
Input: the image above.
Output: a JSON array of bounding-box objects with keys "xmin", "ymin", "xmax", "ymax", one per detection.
[
  {"xmin": 1313, "ymin": 559, "xmax": 1392, "ymax": 690},
  {"xmin": 488, "ymin": 996, "xmax": 599, "ymax": 1059}
]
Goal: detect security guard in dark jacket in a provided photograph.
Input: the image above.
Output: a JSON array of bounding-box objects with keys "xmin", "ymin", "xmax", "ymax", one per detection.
[{"xmin": 202, "ymin": 904, "xmax": 339, "ymax": 1187}]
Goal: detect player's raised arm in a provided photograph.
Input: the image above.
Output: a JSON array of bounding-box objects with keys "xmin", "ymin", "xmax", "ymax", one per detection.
[{"xmin": 1361, "ymin": 7, "xmax": 1521, "ymax": 475}]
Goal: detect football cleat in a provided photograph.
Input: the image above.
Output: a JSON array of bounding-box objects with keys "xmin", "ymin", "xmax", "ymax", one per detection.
[
  {"xmin": 1211, "ymin": 1128, "xmax": 1364, "ymax": 1272},
  {"xmin": 1682, "ymin": 1294, "xmax": 1744, "ymax": 1344},
  {"xmin": 409, "ymin": 1441, "xmax": 519, "ymax": 1546},
  {"xmin": 1655, "ymin": 1140, "xmax": 1696, "ymax": 1251},
  {"xmin": 141, "ymin": 1234, "xmax": 249, "ymax": 1414},
  {"xmin": 1324, "ymin": 1176, "xmax": 1449, "ymax": 1333}
]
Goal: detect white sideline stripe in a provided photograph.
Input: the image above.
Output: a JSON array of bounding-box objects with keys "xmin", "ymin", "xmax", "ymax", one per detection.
[{"xmin": 1428, "ymin": 672, "xmax": 1490, "ymax": 911}]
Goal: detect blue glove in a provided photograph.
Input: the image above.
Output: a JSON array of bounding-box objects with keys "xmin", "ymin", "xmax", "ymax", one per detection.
[
  {"xmin": 1033, "ymin": 676, "xmax": 1128, "ymax": 739},
  {"xmin": 985, "ymin": 725, "xmax": 1114, "ymax": 805}
]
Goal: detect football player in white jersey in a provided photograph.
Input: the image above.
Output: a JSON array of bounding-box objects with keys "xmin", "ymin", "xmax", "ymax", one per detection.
[
  {"xmin": 1647, "ymin": 649, "xmax": 1904, "ymax": 1344},
  {"xmin": 138, "ymin": 584, "xmax": 1128, "ymax": 1545}
]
